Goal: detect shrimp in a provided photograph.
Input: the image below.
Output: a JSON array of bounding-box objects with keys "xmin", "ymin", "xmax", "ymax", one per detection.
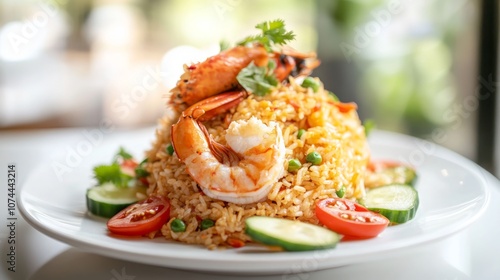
[
  {"xmin": 169, "ymin": 44, "xmax": 319, "ymax": 109},
  {"xmin": 171, "ymin": 91, "xmax": 286, "ymax": 204},
  {"xmin": 170, "ymin": 45, "xmax": 268, "ymax": 108}
]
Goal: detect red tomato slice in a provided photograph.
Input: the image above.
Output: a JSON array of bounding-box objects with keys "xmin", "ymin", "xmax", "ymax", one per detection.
[
  {"xmin": 120, "ymin": 159, "xmax": 138, "ymax": 177},
  {"xmin": 107, "ymin": 196, "xmax": 170, "ymax": 236},
  {"xmin": 315, "ymin": 198, "xmax": 389, "ymax": 238}
]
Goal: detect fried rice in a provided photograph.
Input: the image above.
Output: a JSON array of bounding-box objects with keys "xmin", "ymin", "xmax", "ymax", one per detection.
[{"xmin": 145, "ymin": 78, "xmax": 370, "ymax": 249}]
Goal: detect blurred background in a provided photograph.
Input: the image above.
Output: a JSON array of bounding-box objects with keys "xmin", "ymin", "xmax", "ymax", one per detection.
[{"xmin": 0, "ymin": 0, "xmax": 497, "ymax": 177}]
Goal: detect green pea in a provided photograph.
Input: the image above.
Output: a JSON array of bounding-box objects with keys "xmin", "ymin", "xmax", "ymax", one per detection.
[
  {"xmin": 170, "ymin": 218, "xmax": 186, "ymax": 232},
  {"xmin": 301, "ymin": 77, "xmax": 320, "ymax": 92},
  {"xmin": 287, "ymin": 159, "xmax": 302, "ymax": 172},
  {"xmin": 306, "ymin": 151, "xmax": 322, "ymax": 165},
  {"xmin": 336, "ymin": 186, "xmax": 345, "ymax": 198},
  {"xmin": 166, "ymin": 144, "xmax": 175, "ymax": 156},
  {"xmin": 200, "ymin": 219, "xmax": 215, "ymax": 230},
  {"xmin": 297, "ymin": 129, "xmax": 306, "ymax": 139}
]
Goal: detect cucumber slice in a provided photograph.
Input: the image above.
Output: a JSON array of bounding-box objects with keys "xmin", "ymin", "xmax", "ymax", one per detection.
[
  {"xmin": 245, "ymin": 216, "xmax": 340, "ymax": 251},
  {"xmin": 86, "ymin": 183, "xmax": 146, "ymax": 218},
  {"xmin": 360, "ymin": 184, "xmax": 419, "ymax": 224},
  {"xmin": 390, "ymin": 166, "xmax": 417, "ymax": 186},
  {"xmin": 366, "ymin": 164, "xmax": 417, "ymax": 188}
]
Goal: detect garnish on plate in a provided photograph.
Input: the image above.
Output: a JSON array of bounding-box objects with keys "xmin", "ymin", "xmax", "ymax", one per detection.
[{"xmin": 86, "ymin": 148, "xmax": 148, "ymax": 218}]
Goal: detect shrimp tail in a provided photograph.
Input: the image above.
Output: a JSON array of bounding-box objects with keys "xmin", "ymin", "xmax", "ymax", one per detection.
[
  {"xmin": 171, "ymin": 90, "xmax": 246, "ymax": 162},
  {"xmin": 274, "ymin": 46, "xmax": 320, "ymax": 81},
  {"xmin": 170, "ymin": 90, "xmax": 286, "ymax": 204},
  {"xmin": 200, "ymin": 123, "xmax": 240, "ymax": 165}
]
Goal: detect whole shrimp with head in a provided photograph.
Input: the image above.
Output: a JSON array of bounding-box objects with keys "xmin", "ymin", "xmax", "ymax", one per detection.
[
  {"xmin": 169, "ymin": 20, "xmax": 319, "ymax": 204},
  {"xmin": 169, "ymin": 20, "xmax": 319, "ymax": 110}
]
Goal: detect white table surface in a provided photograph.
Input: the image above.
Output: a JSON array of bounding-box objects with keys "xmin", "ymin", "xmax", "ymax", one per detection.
[{"xmin": 1, "ymin": 127, "xmax": 499, "ymax": 280}]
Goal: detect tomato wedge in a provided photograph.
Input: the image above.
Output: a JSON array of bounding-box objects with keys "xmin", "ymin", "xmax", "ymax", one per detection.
[
  {"xmin": 107, "ymin": 196, "xmax": 170, "ymax": 236},
  {"xmin": 315, "ymin": 198, "xmax": 389, "ymax": 238}
]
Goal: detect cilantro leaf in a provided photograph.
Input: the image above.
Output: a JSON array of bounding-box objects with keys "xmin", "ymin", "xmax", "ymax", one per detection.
[
  {"xmin": 363, "ymin": 119, "xmax": 376, "ymax": 137},
  {"xmin": 113, "ymin": 147, "xmax": 133, "ymax": 163},
  {"xmin": 255, "ymin": 19, "xmax": 295, "ymax": 45},
  {"xmin": 237, "ymin": 19, "xmax": 295, "ymax": 52},
  {"xmin": 135, "ymin": 158, "xmax": 150, "ymax": 178},
  {"xmin": 237, "ymin": 61, "xmax": 278, "ymax": 96},
  {"xmin": 219, "ymin": 39, "xmax": 230, "ymax": 52},
  {"xmin": 93, "ymin": 163, "xmax": 133, "ymax": 188}
]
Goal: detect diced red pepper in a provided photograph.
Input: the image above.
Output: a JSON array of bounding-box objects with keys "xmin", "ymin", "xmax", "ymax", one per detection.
[
  {"xmin": 227, "ymin": 238, "xmax": 245, "ymax": 248},
  {"xmin": 335, "ymin": 102, "xmax": 357, "ymax": 113}
]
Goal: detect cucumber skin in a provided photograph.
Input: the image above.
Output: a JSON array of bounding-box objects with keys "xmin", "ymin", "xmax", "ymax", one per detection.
[
  {"xmin": 367, "ymin": 197, "xmax": 418, "ymax": 225},
  {"xmin": 86, "ymin": 189, "xmax": 135, "ymax": 218},
  {"xmin": 401, "ymin": 167, "xmax": 418, "ymax": 186},
  {"xmin": 245, "ymin": 218, "xmax": 340, "ymax": 251},
  {"xmin": 362, "ymin": 185, "xmax": 419, "ymax": 224},
  {"xmin": 384, "ymin": 166, "xmax": 418, "ymax": 187}
]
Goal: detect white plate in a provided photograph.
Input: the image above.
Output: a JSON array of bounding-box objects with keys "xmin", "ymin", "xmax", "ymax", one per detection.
[{"xmin": 18, "ymin": 129, "xmax": 490, "ymax": 275}]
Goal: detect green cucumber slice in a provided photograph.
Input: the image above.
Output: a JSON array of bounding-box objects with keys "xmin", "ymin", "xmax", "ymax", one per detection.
[
  {"xmin": 86, "ymin": 183, "xmax": 146, "ymax": 218},
  {"xmin": 360, "ymin": 184, "xmax": 419, "ymax": 224},
  {"xmin": 368, "ymin": 166, "xmax": 418, "ymax": 188},
  {"xmin": 387, "ymin": 166, "xmax": 417, "ymax": 186},
  {"xmin": 245, "ymin": 216, "xmax": 340, "ymax": 251}
]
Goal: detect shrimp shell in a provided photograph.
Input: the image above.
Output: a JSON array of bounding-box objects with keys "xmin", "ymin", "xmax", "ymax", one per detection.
[{"xmin": 170, "ymin": 46, "xmax": 268, "ymax": 107}]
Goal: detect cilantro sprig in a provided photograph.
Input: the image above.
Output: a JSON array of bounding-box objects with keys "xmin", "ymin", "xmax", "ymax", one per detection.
[
  {"xmin": 237, "ymin": 60, "xmax": 278, "ymax": 96},
  {"xmin": 93, "ymin": 147, "xmax": 147, "ymax": 188},
  {"xmin": 237, "ymin": 19, "xmax": 295, "ymax": 52},
  {"xmin": 93, "ymin": 164, "xmax": 133, "ymax": 188},
  {"xmin": 113, "ymin": 147, "xmax": 132, "ymax": 162},
  {"xmin": 235, "ymin": 19, "xmax": 296, "ymax": 96}
]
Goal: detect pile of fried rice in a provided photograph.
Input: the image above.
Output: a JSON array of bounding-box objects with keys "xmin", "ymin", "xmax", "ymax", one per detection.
[{"xmin": 145, "ymin": 78, "xmax": 369, "ymax": 249}]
